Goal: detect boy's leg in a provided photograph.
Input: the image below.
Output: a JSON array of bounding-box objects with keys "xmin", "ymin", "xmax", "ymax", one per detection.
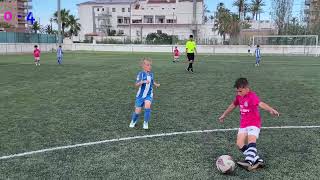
[
  {"xmin": 129, "ymin": 98, "xmax": 143, "ymax": 128},
  {"xmin": 238, "ymin": 127, "xmax": 264, "ymax": 171},
  {"xmin": 236, "ymin": 130, "xmax": 251, "ymax": 167},
  {"xmin": 143, "ymin": 100, "xmax": 152, "ymax": 129}
]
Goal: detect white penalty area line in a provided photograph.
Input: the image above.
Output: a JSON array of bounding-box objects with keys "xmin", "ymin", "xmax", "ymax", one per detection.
[{"xmin": 1, "ymin": 125, "xmax": 320, "ymax": 160}]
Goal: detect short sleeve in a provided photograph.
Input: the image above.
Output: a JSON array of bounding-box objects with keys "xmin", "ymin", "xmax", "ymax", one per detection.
[
  {"xmin": 233, "ymin": 97, "xmax": 239, "ymax": 106},
  {"xmin": 136, "ymin": 72, "xmax": 143, "ymax": 83}
]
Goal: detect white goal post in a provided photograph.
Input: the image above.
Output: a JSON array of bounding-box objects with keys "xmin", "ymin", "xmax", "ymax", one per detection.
[{"xmin": 251, "ymin": 35, "xmax": 319, "ymax": 56}]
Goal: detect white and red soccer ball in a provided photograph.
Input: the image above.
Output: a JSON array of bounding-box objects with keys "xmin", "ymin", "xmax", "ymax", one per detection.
[{"xmin": 216, "ymin": 155, "xmax": 236, "ymax": 174}]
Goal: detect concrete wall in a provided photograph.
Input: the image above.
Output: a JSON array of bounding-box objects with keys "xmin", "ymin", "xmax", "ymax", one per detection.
[
  {"xmin": 65, "ymin": 44, "xmax": 320, "ymax": 55},
  {"xmin": 0, "ymin": 43, "xmax": 58, "ymax": 54},
  {"xmin": 1, "ymin": 43, "xmax": 319, "ymax": 56}
]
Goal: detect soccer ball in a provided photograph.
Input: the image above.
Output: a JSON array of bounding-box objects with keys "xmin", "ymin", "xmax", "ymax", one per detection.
[{"xmin": 216, "ymin": 155, "xmax": 236, "ymax": 174}]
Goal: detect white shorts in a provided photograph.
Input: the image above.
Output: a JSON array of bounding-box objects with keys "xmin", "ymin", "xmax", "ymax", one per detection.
[
  {"xmin": 174, "ymin": 56, "xmax": 179, "ymax": 59},
  {"xmin": 238, "ymin": 126, "xmax": 260, "ymax": 138}
]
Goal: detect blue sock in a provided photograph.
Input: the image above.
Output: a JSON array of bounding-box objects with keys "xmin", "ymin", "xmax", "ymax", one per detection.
[
  {"xmin": 131, "ymin": 112, "xmax": 139, "ymax": 123},
  {"xmin": 240, "ymin": 144, "xmax": 248, "ymax": 152},
  {"xmin": 144, "ymin": 109, "xmax": 151, "ymax": 123}
]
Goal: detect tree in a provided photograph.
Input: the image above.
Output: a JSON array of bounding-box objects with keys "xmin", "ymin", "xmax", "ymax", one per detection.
[
  {"xmin": 31, "ymin": 21, "xmax": 41, "ymax": 34},
  {"xmin": 250, "ymin": 0, "xmax": 265, "ymax": 20},
  {"xmin": 271, "ymin": 0, "xmax": 294, "ymax": 35},
  {"xmin": 44, "ymin": 25, "xmax": 53, "ymax": 34},
  {"xmin": 233, "ymin": 0, "xmax": 248, "ymax": 20},
  {"xmin": 0, "ymin": 22, "xmax": 12, "ymax": 28},
  {"xmin": 203, "ymin": 4, "xmax": 211, "ymax": 24},
  {"xmin": 214, "ymin": 3, "xmax": 230, "ymax": 42},
  {"xmin": 146, "ymin": 32, "xmax": 175, "ymax": 44},
  {"xmin": 68, "ymin": 15, "xmax": 81, "ymax": 37},
  {"xmin": 215, "ymin": 3, "xmax": 242, "ymax": 42},
  {"xmin": 53, "ymin": 9, "xmax": 71, "ymax": 37}
]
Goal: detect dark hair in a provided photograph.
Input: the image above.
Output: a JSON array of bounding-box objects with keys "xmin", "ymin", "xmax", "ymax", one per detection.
[
  {"xmin": 34, "ymin": 45, "xmax": 38, "ymax": 48},
  {"xmin": 189, "ymin": 35, "xmax": 193, "ymax": 38},
  {"xmin": 257, "ymin": 45, "xmax": 260, "ymax": 48},
  {"xmin": 59, "ymin": 45, "xmax": 62, "ymax": 48},
  {"xmin": 234, "ymin": 78, "xmax": 249, "ymax": 89}
]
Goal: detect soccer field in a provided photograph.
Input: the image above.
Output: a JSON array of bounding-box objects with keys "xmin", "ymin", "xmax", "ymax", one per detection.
[{"xmin": 0, "ymin": 52, "xmax": 320, "ymax": 179}]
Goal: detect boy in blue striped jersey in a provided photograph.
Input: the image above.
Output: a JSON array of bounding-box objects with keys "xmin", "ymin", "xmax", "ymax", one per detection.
[
  {"xmin": 255, "ymin": 45, "xmax": 261, "ymax": 67},
  {"xmin": 129, "ymin": 58, "xmax": 160, "ymax": 130},
  {"xmin": 57, "ymin": 45, "xmax": 63, "ymax": 65}
]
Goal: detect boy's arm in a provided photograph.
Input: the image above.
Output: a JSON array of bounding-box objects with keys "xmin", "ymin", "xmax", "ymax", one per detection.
[
  {"xmin": 135, "ymin": 80, "xmax": 147, "ymax": 87},
  {"xmin": 219, "ymin": 103, "xmax": 236, "ymax": 122},
  {"xmin": 153, "ymin": 81, "xmax": 160, "ymax": 88},
  {"xmin": 259, "ymin": 102, "xmax": 279, "ymax": 116}
]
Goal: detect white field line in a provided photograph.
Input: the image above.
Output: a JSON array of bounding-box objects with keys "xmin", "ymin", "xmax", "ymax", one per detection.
[{"xmin": 1, "ymin": 125, "xmax": 320, "ymax": 160}]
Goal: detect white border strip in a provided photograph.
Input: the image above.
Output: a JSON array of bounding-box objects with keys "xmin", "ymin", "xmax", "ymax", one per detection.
[{"xmin": 1, "ymin": 126, "xmax": 320, "ymax": 160}]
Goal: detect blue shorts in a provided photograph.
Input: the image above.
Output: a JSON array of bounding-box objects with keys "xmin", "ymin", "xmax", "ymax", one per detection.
[{"xmin": 135, "ymin": 96, "xmax": 153, "ymax": 108}]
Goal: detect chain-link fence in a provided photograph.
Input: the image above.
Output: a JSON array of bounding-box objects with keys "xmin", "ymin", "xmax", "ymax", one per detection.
[{"xmin": 0, "ymin": 32, "xmax": 58, "ymax": 43}]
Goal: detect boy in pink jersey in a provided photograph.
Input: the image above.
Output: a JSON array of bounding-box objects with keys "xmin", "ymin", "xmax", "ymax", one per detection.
[
  {"xmin": 219, "ymin": 78, "xmax": 279, "ymax": 171},
  {"xmin": 173, "ymin": 46, "xmax": 180, "ymax": 63},
  {"xmin": 33, "ymin": 45, "xmax": 41, "ymax": 66}
]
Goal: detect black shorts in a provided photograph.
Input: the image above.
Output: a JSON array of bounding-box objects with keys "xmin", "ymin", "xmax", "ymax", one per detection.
[{"xmin": 187, "ymin": 53, "xmax": 195, "ymax": 61}]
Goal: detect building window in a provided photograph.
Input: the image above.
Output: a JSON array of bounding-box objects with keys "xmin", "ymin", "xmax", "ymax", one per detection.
[
  {"xmin": 122, "ymin": 8, "xmax": 125, "ymax": 12},
  {"xmin": 157, "ymin": 30, "xmax": 162, "ymax": 34},
  {"xmin": 162, "ymin": 8, "xmax": 164, "ymax": 10},
  {"xmin": 147, "ymin": 18, "xmax": 153, "ymax": 23},
  {"xmin": 97, "ymin": 8, "xmax": 99, "ymax": 11},
  {"xmin": 124, "ymin": 17, "xmax": 130, "ymax": 24},
  {"xmin": 132, "ymin": 19, "xmax": 142, "ymax": 23},
  {"xmin": 118, "ymin": 30, "xmax": 124, "ymax": 35},
  {"xmin": 151, "ymin": 8, "xmax": 153, "ymax": 10},
  {"xmin": 173, "ymin": 8, "xmax": 175, "ymax": 10},
  {"xmin": 102, "ymin": 8, "xmax": 104, "ymax": 11},
  {"xmin": 128, "ymin": 8, "xmax": 131, "ymax": 12},
  {"xmin": 118, "ymin": 18, "xmax": 123, "ymax": 24},
  {"xmin": 112, "ymin": 8, "xmax": 116, "ymax": 12},
  {"xmin": 167, "ymin": 19, "xmax": 176, "ymax": 23}
]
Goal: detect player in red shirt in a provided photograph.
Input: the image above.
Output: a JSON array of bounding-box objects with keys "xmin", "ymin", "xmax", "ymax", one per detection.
[
  {"xmin": 173, "ymin": 46, "xmax": 180, "ymax": 63},
  {"xmin": 218, "ymin": 78, "xmax": 279, "ymax": 171},
  {"xmin": 33, "ymin": 45, "xmax": 41, "ymax": 66}
]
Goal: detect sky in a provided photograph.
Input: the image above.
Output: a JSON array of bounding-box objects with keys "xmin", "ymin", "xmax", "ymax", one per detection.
[{"xmin": 30, "ymin": 0, "xmax": 303, "ymax": 27}]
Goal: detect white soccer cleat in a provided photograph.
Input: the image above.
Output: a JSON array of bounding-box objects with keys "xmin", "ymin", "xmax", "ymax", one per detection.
[
  {"xmin": 143, "ymin": 122, "xmax": 149, "ymax": 130},
  {"xmin": 129, "ymin": 121, "xmax": 136, "ymax": 128}
]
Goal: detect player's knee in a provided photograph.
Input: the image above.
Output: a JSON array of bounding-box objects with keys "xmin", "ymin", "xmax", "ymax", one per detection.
[
  {"xmin": 135, "ymin": 108, "xmax": 142, "ymax": 114},
  {"xmin": 236, "ymin": 141, "xmax": 244, "ymax": 149}
]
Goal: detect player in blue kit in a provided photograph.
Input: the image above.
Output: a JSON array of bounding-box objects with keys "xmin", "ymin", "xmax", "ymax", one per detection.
[
  {"xmin": 129, "ymin": 58, "xmax": 160, "ymax": 130},
  {"xmin": 255, "ymin": 45, "xmax": 261, "ymax": 67},
  {"xmin": 57, "ymin": 45, "xmax": 63, "ymax": 65}
]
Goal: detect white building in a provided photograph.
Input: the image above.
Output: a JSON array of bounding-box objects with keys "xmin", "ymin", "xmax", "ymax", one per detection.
[{"xmin": 77, "ymin": 0, "xmax": 220, "ymax": 42}]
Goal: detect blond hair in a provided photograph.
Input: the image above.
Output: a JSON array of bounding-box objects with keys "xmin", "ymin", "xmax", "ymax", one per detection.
[{"xmin": 140, "ymin": 57, "xmax": 152, "ymax": 66}]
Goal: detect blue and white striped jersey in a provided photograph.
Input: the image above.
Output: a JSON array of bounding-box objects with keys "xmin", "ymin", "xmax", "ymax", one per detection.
[
  {"xmin": 255, "ymin": 48, "xmax": 261, "ymax": 58},
  {"xmin": 57, "ymin": 48, "xmax": 63, "ymax": 57},
  {"xmin": 136, "ymin": 71, "xmax": 154, "ymax": 99}
]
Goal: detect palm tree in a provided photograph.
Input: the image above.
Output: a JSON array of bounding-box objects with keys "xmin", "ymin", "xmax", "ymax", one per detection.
[
  {"xmin": 214, "ymin": 3, "xmax": 230, "ymax": 42},
  {"xmin": 53, "ymin": 9, "xmax": 71, "ymax": 36},
  {"xmin": 44, "ymin": 25, "xmax": 53, "ymax": 34},
  {"xmin": 31, "ymin": 21, "xmax": 41, "ymax": 34},
  {"xmin": 250, "ymin": 0, "xmax": 265, "ymax": 20},
  {"xmin": 68, "ymin": 15, "xmax": 81, "ymax": 37},
  {"xmin": 233, "ymin": 0, "xmax": 248, "ymax": 20}
]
